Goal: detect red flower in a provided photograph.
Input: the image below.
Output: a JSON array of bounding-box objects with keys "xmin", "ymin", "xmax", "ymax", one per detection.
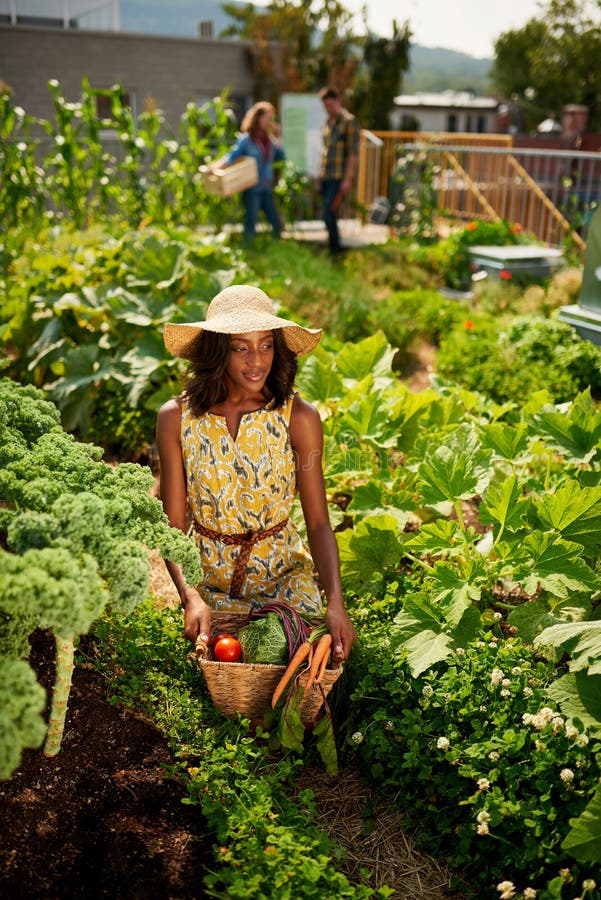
[
  {"xmin": 499, "ymin": 269, "xmax": 512, "ymax": 280},
  {"xmin": 511, "ymin": 223, "xmax": 522, "ymax": 234},
  {"xmin": 463, "ymin": 319, "xmax": 475, "ymax": 330},
  {"xmin": 466, "ymin": 222, "xmax": 478, "ymax": 231}
]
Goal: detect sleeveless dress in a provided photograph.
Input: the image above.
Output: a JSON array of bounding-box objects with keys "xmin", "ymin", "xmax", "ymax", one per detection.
[{"xmin": 180, "ymin": 393, "xmax": 324, "ymax": 616}]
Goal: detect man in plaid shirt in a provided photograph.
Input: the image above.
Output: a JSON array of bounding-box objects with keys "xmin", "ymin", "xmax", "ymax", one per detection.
[{"xmin": 318, "ymin": 87, "xmax": 360, "ymax": 256}]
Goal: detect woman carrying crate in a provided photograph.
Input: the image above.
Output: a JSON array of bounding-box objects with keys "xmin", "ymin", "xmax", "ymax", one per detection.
[
  {"xmin": 156, "ymin": 284, "xmax": 356, "ymax": 664},
  {"xmin": 221, "ymin": 101, "xmax": 285, "ymax": 244}
]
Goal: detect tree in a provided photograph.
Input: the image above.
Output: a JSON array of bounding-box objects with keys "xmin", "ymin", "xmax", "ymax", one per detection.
[
  {"xmin": 492, "ymin": 0, "xmax": 601, "ymax": 132},
  {"xmin": 352, "ymin": 19, "xmax": 412, "ymax": 130},
  {"xmin": 220, "ymin": 0, "xmax": 361, "ymax": 103}
]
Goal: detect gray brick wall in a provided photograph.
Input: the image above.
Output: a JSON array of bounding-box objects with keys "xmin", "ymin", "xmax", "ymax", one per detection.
[{"xmin": 0, "ymin": 25, "xmax": 255, "ymax": 126}]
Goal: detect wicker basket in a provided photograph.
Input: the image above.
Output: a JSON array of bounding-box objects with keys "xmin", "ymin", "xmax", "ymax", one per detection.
[
  {"xmin": 202, "ymin": 156, "xmax": 259, "ymax": 196},
  {"xmin": 195, "ymin": 611, "xmax": 343, "ymax": 725}
]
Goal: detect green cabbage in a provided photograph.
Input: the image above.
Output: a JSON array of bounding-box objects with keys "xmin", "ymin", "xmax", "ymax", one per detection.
[{"xmin": 238, "ymin": 613, "xmax": 288, "ymax": 665}]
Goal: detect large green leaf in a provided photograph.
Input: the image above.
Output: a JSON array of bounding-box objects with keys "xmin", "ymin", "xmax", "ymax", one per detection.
[
  {"xmin": 479, "ymin": 476, "xmax": 530, "ymax": 534},
  {"xmin": 337, "ymin": 514, "xmax": 402, "ymax": 594},
  {"xmin": 403, "ymin": 630, "xmax": 454, "ymax": 677},
  {"xmin": 547, "ymin": 672, "xmax": 601, "ymax": 730},
  {"xmin": 295, "ymin": 347, "xmax": 344, "ymax": 404},
  {"xmin": 513, "ymin": 533, "xmax": 600, "ymax": 599},
  {"xmin": 429, "ymin": 559, "xmax": 483, "ymax": 628},
  {"xmin": 531, "ymin": 389, "xmax": 601, "ymax": 464},
  {"xmin": 535, "ymin": 620, "xmax": 601, "ymax": 675},
  {"xmin": 402, "ymin": 519, "xmax": 464, "ymax": 557},
  {"xmin": 480, "ymin": 421, "xmax": 530, "ymax": 460},
  {"xmin": 335, "ymin": 331, "xmax": 396, "ymax": 381},
  {"xmin": 508, "ymin": 597, "xmax": 564, "ymax": 645},
  {"xmin": 562, "ymin": 780, "xmax": 601, "ymax": 862},
  {"xmin": 536, "ymin": 481, "xmax": 601, "ymax": 556},
  {"xmin": 417, "ymin": 424, "xmax": 493, "ymax": 506}
]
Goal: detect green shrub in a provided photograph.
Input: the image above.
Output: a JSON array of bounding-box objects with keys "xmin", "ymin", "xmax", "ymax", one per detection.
[{"xmin": 436, "ymin": 315, "xmax": 601, "ymax": 404}]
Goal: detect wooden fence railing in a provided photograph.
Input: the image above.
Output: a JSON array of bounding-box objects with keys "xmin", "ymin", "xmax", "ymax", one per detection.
[{"xmin": 357, "ymin": 131, "xmax": 600, "ymax": 256}]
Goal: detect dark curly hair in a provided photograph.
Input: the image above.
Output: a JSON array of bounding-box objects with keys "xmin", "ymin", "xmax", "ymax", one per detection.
[{"xmin": 182, "ymin": 329, "xmax": 298, "ymax": 417}]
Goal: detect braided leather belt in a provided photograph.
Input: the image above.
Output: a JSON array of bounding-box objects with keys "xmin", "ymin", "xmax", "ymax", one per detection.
[{"xmin": 193, "ymin": 518, "xmax": 289, "ymax": 598}]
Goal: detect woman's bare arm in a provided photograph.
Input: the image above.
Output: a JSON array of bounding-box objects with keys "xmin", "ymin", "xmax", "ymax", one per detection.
[{"xmin": 156, "ymin": 399, "xmax": 211, "ymax": 644}]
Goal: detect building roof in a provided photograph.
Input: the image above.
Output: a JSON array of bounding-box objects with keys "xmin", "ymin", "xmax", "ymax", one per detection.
[{"xmin": 393, "ymin": 90, "xmax": 499, "ymax": 110}]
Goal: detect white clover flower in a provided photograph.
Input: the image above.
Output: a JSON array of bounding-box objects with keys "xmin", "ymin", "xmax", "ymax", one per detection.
[
  {"xmin": 477, "ymin": 810, "xmax": 490, "ymax": 823},
  {"xmin": 477, "ymin": 822, "xmax": 490, "ymax": 835},
  {"xmin": 17, "ymin": 141, "xmax": 27, "ymax": 152},
  {"xmin": 535, "ymin": 740, "xmax": 546, "ymax": 751},
  {"xmin": 384, "ymin": 720, "xmax": 395, "ymax": 731},
  {"xmin": 502, "ymin": 678, "xmax": 511, "ymax": 687},
  {"xmin": 582, "ymin": 880, "xmax": 596, "ymax": 891},
  {"xmin": 476, "ymin": 641, "xmax": 486, "ymax": 649},
  {"xmin": 538, "ymin": 707, "xmax": 555, "ymax": 723},
  {"xmin": 455, "ymin": 647, "xmax": 465, "ymax": 656},
  {"xmin": 511, "ymin": 666, "xmax": 522, "ymax": 675},
  {"xmin": 55, "ymin": 134, "xmax": 66, "ymax": 146},
  {"xmin": 488, "ymin": 751, "xmax": 500, "ymax": 762},
  {"xmin": 493, "ymin": 612, "xmax": 503, "ymax": 621},
  {"xmin": 575, "ymin": 733, "xmax": 589, "ymax": 747},
  {"xmin": 501, "ymin": 689, "xmax": 511, "ymax": 698},
  {"xmin": 422, "ymin": 685, "xmax": 434, "ymax": 697},
  {"xmin": 523, "ymin": 686, "xmax": 533, "ymax": 698},
  {"xmin": 560, "ymin": 768, "xmax": 575, "ymax": 784},
  {"xmin": 381, "ymin": 637, "xmax": 391, "ymax": 648},
  {"xmin": 437, "ymin": 736, "xmax": 450, "ymax": 751},
  {"xmin": 351, "ymin": 731, "xmax": 364, "ymax": 745},
  {"xmin": 523, "ymin": 889, "xmax": 537, "ymax": 899},
  {"xmin": 135, "ymin": 136, "xmax": 146, "ymax": 149},
  {"xmin": 489, "ymin": 641, "xmax": 498, "ymax": 649},
  {"xmin": 491, "ymin": 668, "xmax": 505, "ymax": 686},
  {"xmin": 522, "ymin": 712, "xmax": 534, "ymax": 726},
  {"xmin": 479, "ymin": 705, "xmax": 487, "ymax": 712},
  {"xmin": 552, "ymin": 716, "xmax": 565, "ymax": 733},
  {"xmin": 497, "ymin": 881, "xmax": 516, "ymax": 899},
  {"xmin": 477, "ymin": 778, "xmax": 490, "ymax": 791},
  {"xmin": 559, "ymin": 868, "xmax": 572, "ymax": 881},
  {"xmin": 100, "ymin": 176, "xmax": 109, "ymax": 186},
  {"xmin": 565, "ymin": 725, "xmax": 579, "ymax": 740}
]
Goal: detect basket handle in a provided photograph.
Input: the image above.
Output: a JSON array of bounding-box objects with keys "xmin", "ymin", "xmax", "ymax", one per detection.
[{"xmin": 195, "ymin": 635, "xmax": 210, "ymax": 659}]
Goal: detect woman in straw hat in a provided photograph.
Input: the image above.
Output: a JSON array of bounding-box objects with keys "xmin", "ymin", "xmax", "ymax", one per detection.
[{"xmin": 157, "ymin": 284, "xmax": 356, "ymax": 662}]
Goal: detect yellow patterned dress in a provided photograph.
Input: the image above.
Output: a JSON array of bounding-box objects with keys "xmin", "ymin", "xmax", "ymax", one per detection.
[{"xmin": 181, "ymin": 393, "xmax": 324, "ymax": 615}]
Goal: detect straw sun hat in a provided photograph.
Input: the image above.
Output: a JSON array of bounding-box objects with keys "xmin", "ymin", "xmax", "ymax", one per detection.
[{"xmin": 163, "ymin": 284, "xmax": 322, "ymax": 359}]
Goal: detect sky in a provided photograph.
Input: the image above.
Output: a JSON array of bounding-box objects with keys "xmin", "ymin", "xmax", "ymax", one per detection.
[
  {"xmin": 248, "ymin": 0, "xmax": 548, "ymax": 59},
  {"xmin": 336, "ymin": 0, "xmax": 547, "ymax": 58}
]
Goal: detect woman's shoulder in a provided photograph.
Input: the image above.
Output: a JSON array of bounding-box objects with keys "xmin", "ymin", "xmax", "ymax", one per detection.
[
  {"xmin": 290, "ymin": 393, "xmax": 321, "ymax": 427},
  {"xmin": 157, "ymin": 396, "xmax": 183, "ymax": 427}
]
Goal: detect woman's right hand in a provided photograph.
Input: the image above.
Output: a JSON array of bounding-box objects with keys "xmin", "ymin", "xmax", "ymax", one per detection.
[{"xmin": 182, "ymin": 587, "xmax": 211, "ymax": 646}]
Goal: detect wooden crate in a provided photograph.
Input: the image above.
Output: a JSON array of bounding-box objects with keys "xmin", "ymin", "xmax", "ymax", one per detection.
[{"xmin": 202, "ymin": 156, "xmax": 259, "ymax": 196}]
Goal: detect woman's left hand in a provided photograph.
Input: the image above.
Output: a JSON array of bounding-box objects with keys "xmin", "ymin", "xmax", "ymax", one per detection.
[{"xmin": 325, "ymin": 603, "xmax": 357, "ymax": 663}]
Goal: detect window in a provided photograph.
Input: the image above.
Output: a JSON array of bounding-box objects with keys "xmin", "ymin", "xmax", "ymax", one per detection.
[
  {"xmin": 96, "ymin": 91, "xmax": 132, "ymax": 122},
  {"xmin": 447, "ymin": 113, "xmax": 457, "ymax": 132},
  {"xmin": 477, "ymin": 115, "xmax": 486, "ymax": 133}
]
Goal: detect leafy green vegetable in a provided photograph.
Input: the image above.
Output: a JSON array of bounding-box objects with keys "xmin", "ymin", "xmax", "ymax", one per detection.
[{"xmin": 238, "ymin": 614, "xmax": 288, "ymax": 665}]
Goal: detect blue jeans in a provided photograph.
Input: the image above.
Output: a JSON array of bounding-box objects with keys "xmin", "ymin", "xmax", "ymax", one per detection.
[
  {"xmin": 321, "ymin": 178, "xmax": 342, "ymax": 253},
  {"xmin": 242, "ymin": 189, "xmax": 282, "ymax": 243}
]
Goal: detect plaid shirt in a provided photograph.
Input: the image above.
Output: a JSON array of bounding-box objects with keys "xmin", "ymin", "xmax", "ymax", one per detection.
[{"xmin": 319, "ymin": 109, "xmax": 360, "ymax": 180}]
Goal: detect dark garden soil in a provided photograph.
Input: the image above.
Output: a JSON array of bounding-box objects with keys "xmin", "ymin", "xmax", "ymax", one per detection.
[{"xmin": 0, "ymin": 630, "xmax": 212, "ymax": 900}]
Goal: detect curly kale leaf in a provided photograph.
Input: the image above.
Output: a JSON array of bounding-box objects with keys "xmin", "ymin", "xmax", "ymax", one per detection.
[
  {"xmin": 0, "ymin": 655, "xmax": 47, "ymax": 781},
  {"xmin": 0, "ymin": 546, "xmax": 109, "ymax": 637}
]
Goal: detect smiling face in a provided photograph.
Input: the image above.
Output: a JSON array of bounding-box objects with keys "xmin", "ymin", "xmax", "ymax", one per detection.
[{"xmin": 225, "ymin": 330, "xmax": 275, "ymax": 394}]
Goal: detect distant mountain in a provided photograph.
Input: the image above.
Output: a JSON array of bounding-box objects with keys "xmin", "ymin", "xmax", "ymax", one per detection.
[
  {"xmin": 406, "ymin": 46, "xmax": 494, "ymax": 95},
  {"xmin": 120, "ymin": 0, "xmax": 495, "ymax": 95}
]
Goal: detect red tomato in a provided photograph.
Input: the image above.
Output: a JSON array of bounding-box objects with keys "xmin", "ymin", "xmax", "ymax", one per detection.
[
  {"xmin": 213, "ymin": 636, "xmax": 242, "ymax": 663},
  {"xmin": 212, "ymin": 632, "xmax": 234, "ymax": 648}
]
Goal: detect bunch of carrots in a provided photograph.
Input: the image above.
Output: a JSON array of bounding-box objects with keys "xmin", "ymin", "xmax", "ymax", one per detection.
[{"xmin": 271, "ymin": 624, "xmax": 333, "ymax": 708}]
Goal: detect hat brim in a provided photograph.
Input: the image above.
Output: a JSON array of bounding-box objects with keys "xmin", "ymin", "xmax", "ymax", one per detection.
[{"xmin": 164, "ymin": 312, "xmax": 322, "ymax": 359}]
